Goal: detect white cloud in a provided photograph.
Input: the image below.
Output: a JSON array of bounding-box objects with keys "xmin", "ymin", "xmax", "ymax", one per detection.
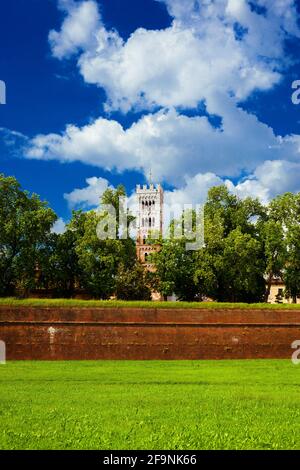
[
  {"xmin": 232, "ymin": 160, "xmax": 300, "ymax": 202},
  {"xmin": 60, "ymin": 157, "xmax": 300, "ymax": 245},
  {"xmin": 64, "ymin": 176, "xmax": 112, "ymax": 208},
  {"xmin": 49, "ymin": 0, "xmax": 102, "ymax": 59},
  {"xmin": 164, "ymin": 173, "xmax": 224, "ymax": 207},
  {"xmin": 11, "ymin": 0, "xmax": 300, "ymax": 206},
  {"xmin": 165, "ymin": 160, "xmax": 300, "ymax": 208},
  {"xmin": 51, "ymin": 217, "xmax": 66, "ymax": 234},
  {"xmin": 49, "ymin": 0, "xmax": 299, "ymax": 111},
  {"xmin": 65, "ymin": 160, "xmax": 300, "ymax": 227},
  {"xmin": 26, "ymin": 103, "xmax": 299, "ymax": 187}
]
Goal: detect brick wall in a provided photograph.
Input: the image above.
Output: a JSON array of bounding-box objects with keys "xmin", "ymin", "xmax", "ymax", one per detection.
[{"xmin": 0, "ymin": 306, "xmax": 299, "ymax": 360}]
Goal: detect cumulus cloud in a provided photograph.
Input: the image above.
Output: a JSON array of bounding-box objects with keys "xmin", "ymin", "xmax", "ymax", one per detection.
[
  {"xmin": 231, "ymin": 160, "xmax": 300, "ymax": 202},
  {"xmin": 164, "ymin": 173, "xmax": 224, "ymax": 207},
  {"xmin": 51, "ymin": 217, "xmax": 66, "ymax": 234},
  {"xmin": 15, "ymin": 0, "xmax": 300, "ymax": 204},
  {"xmin": 26, "ymin": 103, "xmax": 299, "ymax": 187},
  {"xmin": 166, "ymin": 160, "xmax": 300, "ymax": 208},
  {"xmin": 65, "ymin": 160, "xmax": 300, "ymax": 233},
  {"xmin": 49, "ymin": 0, "xmax": 102, "ymax": 59},
  {"xmin": 64, "ymin": 176, "xmax": 112, "ymax": 208},
  {"xmin": 49, "ymin": 0, "xmax": 299, "ymax": 111}
]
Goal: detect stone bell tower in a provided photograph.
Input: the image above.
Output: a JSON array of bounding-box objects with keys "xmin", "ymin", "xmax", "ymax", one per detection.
[{"xmin": 136, "ymin": 183, "xmax": 163, "ymax": 271}]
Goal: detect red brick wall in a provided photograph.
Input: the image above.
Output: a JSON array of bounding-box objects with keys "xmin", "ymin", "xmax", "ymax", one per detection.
[{"xmin": 0, "ymin": 306, "xmax": 300, "ymax": 360}]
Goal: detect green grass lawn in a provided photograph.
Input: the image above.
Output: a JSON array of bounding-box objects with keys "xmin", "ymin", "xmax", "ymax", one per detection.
[
  {"xmin": 0, "ymin": 360, "xmax": 300, "ymax": 450},
  {"xmin": 1, "ymin": 297, "xmax": 300, "ymax": 309}
]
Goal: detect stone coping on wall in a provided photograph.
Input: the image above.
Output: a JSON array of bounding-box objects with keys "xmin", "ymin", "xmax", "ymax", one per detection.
[{"xmin": 0, "ymin": 305, "xmax": 300, "ymax": 324}]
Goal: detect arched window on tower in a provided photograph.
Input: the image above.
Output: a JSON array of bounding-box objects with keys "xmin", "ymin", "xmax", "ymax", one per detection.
[
  {"xmin": 142, "ymin": 218, "xmax": 144, "ymax": 227},
  {"xmin": 149, "ymin": 217, "xmax": 152, "ymax": 227}
]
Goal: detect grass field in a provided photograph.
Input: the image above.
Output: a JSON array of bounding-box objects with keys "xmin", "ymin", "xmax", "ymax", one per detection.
[
  {"xmin": 1, "ymin": 297, "xmax": 300, "ymax": 309},
  {"xmin": 0, "ymin": 360, "xmax": 300, "ymax": 450}
]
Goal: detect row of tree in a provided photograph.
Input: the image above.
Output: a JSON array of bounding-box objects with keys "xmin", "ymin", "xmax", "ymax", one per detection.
[
  {"xmin": 0, "ymin": 175, "xmax": 151, "ymax": 300},
  {"xmin": 153, "ymin": 186, "xmax": 300, "ymax": 302},
  {"xmin": 1, "ymin": 174, "xmax": 300, "ymax": 302}
]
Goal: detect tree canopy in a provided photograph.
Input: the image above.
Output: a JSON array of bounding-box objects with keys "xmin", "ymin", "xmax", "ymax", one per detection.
[
  {"xmin": 0, "ymin": 174, "xmax": 56, "ymax": 296},
  {"xmin": 1, "ymin": 174, "xmax": 300, "ymax": 302}
]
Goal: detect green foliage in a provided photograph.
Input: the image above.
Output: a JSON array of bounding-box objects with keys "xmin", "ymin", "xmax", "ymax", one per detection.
[
  {"xmin": 0, "ymin": 174, "xmax": 57, "ymax": 296},
  {"xmin": 284, "ymin": 223, "xmax": 300, "ymax": 302},
  {"xmin": 260, "ymin": 219, "xmax": 286, "ymax": 299},
  {"xmin": 73, "ymin": 209, "xmax": 136, "ymax": 299},
  {"xmin": 101, "ymin": 184, "xmax": 135, "ymax": 239},
  {"xmin": 202, "ymin": 187, "xmax": 267, "ymax": 301},
  {"xmin": 37, "ymin": 229, "xmax": 81, "ymax": 298},
  {"xmin": 263, "ymin": 193, "xmax": 300, "ymax": 303},
  {"xmin": 115, "ymin": 262, "xmax": 152, "ymax": 300},
  {"xmin": 1, "ymin": 360, "xmax": 300, "ymax": 450},
  {"xmin": 205, "ymin": 185, "xmax": 264, "ymax": 237},
  {"xmin": 154, "ymin": 186, "xmax": 267, "ymax": 302},
  {"xmin": 218, "ymin": 228, "xmax": 266, "ymax": 302},
  {"xmin": 152, "ymin": 239, "xmax": 200, "ymax": 301},
  {"xmin": 37, "ymin": 186, "xmax": 137, "ymax": 299},
  {"xmin": 2, "ymin": 174, "xmax": 300, "ymax": 303}
]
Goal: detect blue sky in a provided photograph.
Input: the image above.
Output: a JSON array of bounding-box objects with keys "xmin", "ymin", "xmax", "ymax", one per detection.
[{"xmin": 1, "ymin": 0, "xmax": 300, "ymax": 228}]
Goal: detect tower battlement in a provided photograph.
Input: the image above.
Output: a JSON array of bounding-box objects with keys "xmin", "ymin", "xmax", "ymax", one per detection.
[{"xmin": 136, "ymin": 183, "xmax": 162, "ymax": 193}]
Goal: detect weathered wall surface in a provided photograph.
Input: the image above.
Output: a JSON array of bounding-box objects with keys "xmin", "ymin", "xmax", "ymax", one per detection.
[{"xmin": 0, "ymin": 306, "xmax": 299, "ymax": 360}]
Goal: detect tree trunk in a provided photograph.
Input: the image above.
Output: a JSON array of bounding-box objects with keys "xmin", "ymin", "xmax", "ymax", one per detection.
[{"xmin": 265, "ymin": 272, "xmax": 273, "ymax": 303}]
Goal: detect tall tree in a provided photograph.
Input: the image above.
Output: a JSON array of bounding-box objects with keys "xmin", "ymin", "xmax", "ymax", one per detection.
[
  {"xmin": 261, "ymin": 193, "xmax": 300, "ymax": 303},
  {"xmin": 115, "ymin": 262, "xmax": 151, "ymax": 301},
  {"xmin": 218, "ymin": 228, "xmax": 266, "ymax": 302},
  {"xmin": 100, "ymin": 184, "xmax": 135, "ymax": 240},
  {"xmin": 72, "ymin": 187, "xmax": 137, "ymax": 299},
  {"xmin": 205, "ymin": 185, "xmax": 264, "ymax": 237},
  {"xmin": 37, "ymin": 229, "xmax": 81, "ymax": 298},
  {"xmin": 277, "ymin": 193, "xmax": 300, "ymax": 302},
  {"xmin": 0, "ymin": 174, "xmax": 57, "ymax": 296},
  {"xmin": 152, "ymin": 238, "xmax": 200, "ymax": 301},
  {"xmin": 200, "ymin": 186, "xmax": 266, "ymax": 302},
  {"xmin": 285, "ymin": 224, "xmax": 300, "ymax": 303},
  {"xmin": 258, "ymin": 195, "xmax": 288, "ymax": 301}
]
